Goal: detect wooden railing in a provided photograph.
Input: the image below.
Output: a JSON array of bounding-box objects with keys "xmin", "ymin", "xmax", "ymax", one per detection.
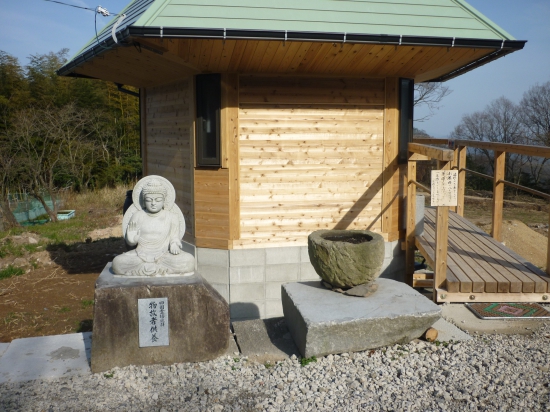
[
  {"xmin": 407, "ymin": 138, "xmax": 550, "ymax": 300},
  {"xmin": 406, "ymin": 142, "xmax": 455, "ymax": 301}
]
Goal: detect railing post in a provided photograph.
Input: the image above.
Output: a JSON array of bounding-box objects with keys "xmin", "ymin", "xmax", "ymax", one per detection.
[
  {"xmin": 457, "ymin": 145, "xmax": 467, "ymax": 217},
  {"xmin": 405, "ymin": 158, "xmax": 417, "ymax": 286},
  {"xmin": 492, "ymin": 151, "xmax": 505, "ymax": 242},
  {"xmin": 450, "ymin": 148, "xmax": 459, "ymax": 213},
  {"xmin": 435, "ymin": 205, "xmax": 449, "ymax": 301},
  {"xmin": 433, "ymin": 161, "xmax": 451, "ymax": 302}
]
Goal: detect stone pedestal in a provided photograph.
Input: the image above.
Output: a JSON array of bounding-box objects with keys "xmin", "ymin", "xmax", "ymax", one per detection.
[
  {"xmin": 282, "ymin": 279, "xmax": 441, "ymax": 358},
  {"xmin": 91, "ymin": 263, "xmax": 230, "ymax": 373}
]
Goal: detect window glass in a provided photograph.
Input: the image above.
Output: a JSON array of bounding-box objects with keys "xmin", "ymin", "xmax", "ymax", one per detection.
[{"xmin": 196, "ymin": 74, "xmax": 221, "ymax": 166}]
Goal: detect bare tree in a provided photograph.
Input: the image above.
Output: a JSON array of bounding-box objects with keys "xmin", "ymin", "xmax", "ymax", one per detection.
[
  {"xmin": 520, "ymin": 82, "xmax": 550, "ymax": 146},
  {"xmin": 450, "ymin": 97, "xmax": 526, "ymax": 183},
  {"xmin": 51, "ymin": 103, "xmax": 97, "ymax": 191},
  {"xmin": 0, "ymin": 139, "xmax": 21, "ymax": 229},
  {"xmin": 11, "ymin": 107, "xmax": 63, "ymax": 222},
  {"xmin": 519, "ymin": 82, "xmax": 550, "ymax": 187},
  {"xmin": 414, "ymin": 82, "xmax": 452, "ymax": 122},
  {"xmin": 9, "ymin": 104, "xmax": 97, "ymax": 222}
]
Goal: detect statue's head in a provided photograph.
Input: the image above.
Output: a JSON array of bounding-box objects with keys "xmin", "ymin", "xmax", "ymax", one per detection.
[{"xmin": 142, "ymin": 179, "xmax": 167, "ymax": 214}]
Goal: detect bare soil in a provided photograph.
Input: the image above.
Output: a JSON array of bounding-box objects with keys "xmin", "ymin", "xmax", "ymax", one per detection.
[
  {"xmin": 0, "ymin": 209, "xmax": 125, "ymax": 342},
  {"xmin": 478, "ymin": 220, "xmax": 548, "ymax": 269},
  {"xmin": 0, "ymin": 194, "xmax": 548, "ymax": 343}
]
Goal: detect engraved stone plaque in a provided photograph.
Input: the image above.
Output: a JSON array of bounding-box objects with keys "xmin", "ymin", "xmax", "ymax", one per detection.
[
  {"xmin": 138, "ymin": 298, "xmax": 169, "ymax": 347},
  {"xmin": 431, "ymin": 170, "xmax": 458, "ymax": 207}
]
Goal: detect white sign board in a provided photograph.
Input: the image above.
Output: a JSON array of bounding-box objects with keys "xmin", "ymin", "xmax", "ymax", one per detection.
[
  {"xmin": 431, "ymin": 170, "xmax": 458, "ymax": 207},
  {"xmin": 138, "ymin": 298, "xmax": 169, "ymax": 347}
]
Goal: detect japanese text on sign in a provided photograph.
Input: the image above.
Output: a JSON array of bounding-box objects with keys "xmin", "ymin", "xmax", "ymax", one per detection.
[
  {"xmin": 138, "ymin": 298, "xmax": 169, "ymax": 347},
  {"xmin": 431, "ymin": 170, "xmax": 458, "ymax": 207}
]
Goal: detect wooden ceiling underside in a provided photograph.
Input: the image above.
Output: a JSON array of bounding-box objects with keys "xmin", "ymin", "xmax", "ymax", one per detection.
[{"xmin": 72, "ymin": 38, "xmax": 496, "ymax": 88}]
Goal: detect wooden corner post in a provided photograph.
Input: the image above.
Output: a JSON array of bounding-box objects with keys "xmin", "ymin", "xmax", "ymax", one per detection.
[
  {"xmin": 492, "ymin": 151, "xmax": 505, "ymax": 242},
  {"xmin": 221, "ymin": 73, "xmax": 240, "ymax": 243},
  {"xmin": 547, "ymin": 205, "xmax": 550, "ymax": 276},
  {"xmin": 405, "ymin": 158, "xmax": 417, "ymax": 286},
  {"xmin": 382, "ymin": 78, "xmax": 400, "ymax": 241},
  {"xmin": 140, "ymin": 88, "xmax": 148, "ymax": 176}
]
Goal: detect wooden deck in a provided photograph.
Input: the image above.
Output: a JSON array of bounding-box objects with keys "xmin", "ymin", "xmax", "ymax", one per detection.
[{"xmin": 415, "ymin": 207, "xmax": 550, "ymax": 303}]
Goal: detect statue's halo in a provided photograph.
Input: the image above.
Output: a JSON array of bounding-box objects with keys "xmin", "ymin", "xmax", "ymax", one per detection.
[
  {"xmin": 132, "ymin": 175, "xmax": 176, "ymax": 211},
  {"xmin": 122, "ymin": 175, "xmax": 186, "ymax": 241}
]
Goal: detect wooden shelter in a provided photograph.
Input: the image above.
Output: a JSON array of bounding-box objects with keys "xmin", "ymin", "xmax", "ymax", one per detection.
[{"xmin": 59, "ymin": 0, "xmax": 528, "ymax": 319}]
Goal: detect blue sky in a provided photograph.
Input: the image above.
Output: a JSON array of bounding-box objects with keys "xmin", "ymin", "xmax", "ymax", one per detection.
[{"xmin": 1, "ymin": 0, "xmax": 549, "ymax": 138}]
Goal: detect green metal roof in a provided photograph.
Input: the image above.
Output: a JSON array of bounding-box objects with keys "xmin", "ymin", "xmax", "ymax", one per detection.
[
  {"xmin": 59, "ymin": 0, "xmax": 524, "ymax": 78},
  {"xmin": 135, "ymin": 0, "xmax": 515, "ymax": 40}
]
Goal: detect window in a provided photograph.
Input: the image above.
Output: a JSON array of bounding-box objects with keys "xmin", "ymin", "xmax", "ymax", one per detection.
[{"xmin": 196, "ymin": 74, "xmax": 221, "ymax": 167}]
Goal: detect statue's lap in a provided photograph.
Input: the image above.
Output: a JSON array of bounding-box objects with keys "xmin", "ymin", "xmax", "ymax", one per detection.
[{"xmin": 112, "ymin": 250, "xmax": 194, "ymax": 276}]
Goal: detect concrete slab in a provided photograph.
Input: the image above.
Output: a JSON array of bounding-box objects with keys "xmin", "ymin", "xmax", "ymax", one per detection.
[
  {"xmin": 0, "ymin": 333, "xmax": 91, "ymax": 384},
  {"xmin": 0, "ymin": 342, "xmax": 9, "ymax": 358},
  {"xmin": 232, "ymin": 317, "xmax": 300, "ymax": 364},
  {"xmin": 283, "ymin": 280, "xmax": 441, "ymax": 358},
  {"xmin": 226, "ymin": 334, "xmax": 240, "ymax": 356},
  {"xmin": 431, "ymin": 318, "xmax": 472, "ymax": 342},
  {"xmin": 442, "ymin": 303, "xmax": 550, "ymax": 335}
]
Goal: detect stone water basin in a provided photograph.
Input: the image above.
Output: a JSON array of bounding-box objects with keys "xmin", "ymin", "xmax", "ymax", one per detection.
[{"xmin": 308, "ymin": 229, "xmax": 384, "ymax": 289}]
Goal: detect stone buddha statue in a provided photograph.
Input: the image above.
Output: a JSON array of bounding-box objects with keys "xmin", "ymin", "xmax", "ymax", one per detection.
[{"xmin": 112, "ymin": 175, "xmax": 195, "ymax": 277}]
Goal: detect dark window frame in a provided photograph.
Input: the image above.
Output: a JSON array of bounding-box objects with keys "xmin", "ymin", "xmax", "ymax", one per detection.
[
  {"xmin": 398, "ymin": 78, "xmax": 414, "ymax": 164},
  {"xmin": 196, "ymin": 73, "xmax": 221, "ymax": 167}
]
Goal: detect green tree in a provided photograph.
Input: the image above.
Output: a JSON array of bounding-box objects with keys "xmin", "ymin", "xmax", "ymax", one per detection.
[
  {"xmin": 26, "ymin": 49, "xmax": 72, "ymax": 107},
  {"xmin": 0, "ymin": 51, "xmax": 28, "ymax": 131},
  {"xmin": 0, "ymin": 47, "xmax": 141, "ymax": 213}
]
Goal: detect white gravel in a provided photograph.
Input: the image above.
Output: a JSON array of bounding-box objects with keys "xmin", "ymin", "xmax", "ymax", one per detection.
[{"xmin": 1, "ymin": 324, "xmax": 549, "ymax": 411}]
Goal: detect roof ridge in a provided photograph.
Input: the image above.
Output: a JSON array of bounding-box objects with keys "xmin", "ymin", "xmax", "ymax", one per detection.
[{"xmin": 450, "ymin": 0, "xmax": 515, "ymax": 40}]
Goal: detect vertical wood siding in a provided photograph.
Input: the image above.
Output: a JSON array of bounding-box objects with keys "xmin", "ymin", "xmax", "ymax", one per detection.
[
  {"xmin": 193, "ymin": 74, "xmax": 240, "ymax": 249},
  {"xmin": 236, "ymin": 76, "xmax": 386, "ymax": 248},
  {"xmin": 194, "ymin": 168, "xmax": 230, "ymax": 248},
  {"xmin": 145, "ymin": 79, "xmax": 195, "ymax": 236},
  {"xmin": 382, "ymin": 77, "xmax": 401, "ymax": 242}
]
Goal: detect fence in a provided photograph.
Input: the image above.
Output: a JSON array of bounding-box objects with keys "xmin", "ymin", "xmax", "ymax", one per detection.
[{"xmin": 8, "ymin": 193, "xmax": 63, "ymax": 225}]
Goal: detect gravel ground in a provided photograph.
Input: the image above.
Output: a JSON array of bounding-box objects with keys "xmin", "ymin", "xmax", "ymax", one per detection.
[{"xmin": 1, "ymin": 323, "xmax": 549, "ymax": 412}]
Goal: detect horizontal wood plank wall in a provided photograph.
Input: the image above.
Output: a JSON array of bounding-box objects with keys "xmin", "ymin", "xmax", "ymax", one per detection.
[
  {"xmin": 236, "ymin": 76, "xmax": 385, "ymax": 248},
  {"xmin": 145, "ymin": 79, "xmax": 195, "ymax": 237}
]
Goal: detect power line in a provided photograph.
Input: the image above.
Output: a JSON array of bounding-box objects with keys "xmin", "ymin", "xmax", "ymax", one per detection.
[
  {"xmin": 43, "ymin": 0, "xmax": 96, "ymax": 12},
  {"xmin": 43, "ymin": 0, "xmax": 120, "ymax": 15},
  {"xmin": 43, "ymin": 0, "xmax": 126, "ymax": 50}
]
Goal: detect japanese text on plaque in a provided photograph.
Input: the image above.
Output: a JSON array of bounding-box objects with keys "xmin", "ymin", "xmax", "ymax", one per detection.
[
  {"xmin": 431, "ymin": 170, "xmax": 458, "ymax": 207},
  {"xmin": 138, "ymin": 297, "xmax": 169, "ymax": 347}
]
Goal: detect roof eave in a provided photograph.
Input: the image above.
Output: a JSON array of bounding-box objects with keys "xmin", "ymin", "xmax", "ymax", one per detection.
[
  {"xmin": 57, "ymin": 26, "xmax": 526, "ymax": 80},
  {"xmin": 129, "ymin": 26, "xmax": 526, "ymax": 49},
  {"xmin": 426, "ymin": 48, "xmax": 517, "ymax": 82}
]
